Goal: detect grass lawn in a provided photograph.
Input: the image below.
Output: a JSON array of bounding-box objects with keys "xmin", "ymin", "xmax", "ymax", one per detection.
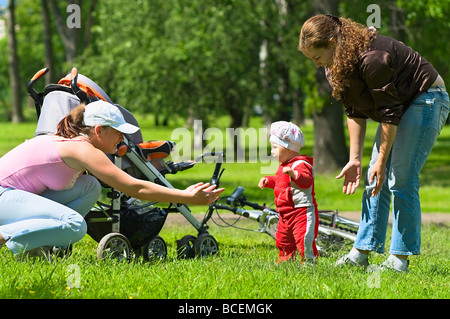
[
  {"xmin": 0, "ymin": 221, "xmax": 448, "ymax": 300},
  {"xmin": 0, "ymin": 113, "xmax": 448, "ymax": 301}
]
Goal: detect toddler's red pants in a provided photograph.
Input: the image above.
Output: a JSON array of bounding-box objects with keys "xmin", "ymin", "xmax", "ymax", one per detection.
[{"xmin": 275, "ymin": 206, "xmax": 318, "ymax": 263}]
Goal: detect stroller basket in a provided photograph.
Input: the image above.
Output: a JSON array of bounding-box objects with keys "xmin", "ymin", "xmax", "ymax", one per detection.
[{"xmin": 120, "ymin": 204, "xmax": 167, "ymax": 249}]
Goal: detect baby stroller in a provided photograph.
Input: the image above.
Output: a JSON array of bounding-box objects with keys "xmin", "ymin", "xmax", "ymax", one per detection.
[{"xmin": 28, "ymin": 67, "xmax": 221, "ymax": 261}]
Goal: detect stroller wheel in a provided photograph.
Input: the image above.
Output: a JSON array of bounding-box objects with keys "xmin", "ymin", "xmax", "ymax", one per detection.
[
  {"xmin": 176, "ymin": 234, "xmax": 197, "ymax": 259},
  {"xmin": 97, "ymin": 233, "xmax": 132, "ymax": 261},
  {"xmin": 194, "ymin": 234, "xmax": 219, "ymax": 257},
  {"xmin": 141, "ymin": 235, "xmax": 167, "ymax": 262}
]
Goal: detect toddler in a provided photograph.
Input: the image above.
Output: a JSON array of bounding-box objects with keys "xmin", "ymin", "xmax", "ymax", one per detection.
[{"xmin": 259, "ymin": 121, "xmax": 319, "ymax": 263}]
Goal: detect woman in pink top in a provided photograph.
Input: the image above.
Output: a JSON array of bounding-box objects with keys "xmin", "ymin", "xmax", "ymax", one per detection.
[{"xmin": 0, "ymin": 101, "xmax": 223, "ymax": 257}]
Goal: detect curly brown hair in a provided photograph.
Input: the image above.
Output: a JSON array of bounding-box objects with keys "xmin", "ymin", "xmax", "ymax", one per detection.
[{"xmin": 299, "ymin": 14, "xmax": 376, "ymax": 100}]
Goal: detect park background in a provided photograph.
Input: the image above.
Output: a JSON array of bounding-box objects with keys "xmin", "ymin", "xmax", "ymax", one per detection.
[
  {"xmin": 0, "ymin": 0, "xmax": 448, "ymax": 300},
  {"xmin": 1, "ymin": 0, "xmax": 449, "ymax": 211}
]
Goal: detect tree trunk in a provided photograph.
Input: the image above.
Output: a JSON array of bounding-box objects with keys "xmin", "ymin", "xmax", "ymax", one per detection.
[
  {"xmin": 275, "ymin": 0, "xmax": 292, "ymax": 122},
  {"xmin": 312, "ymin": 68, "xmax": 348, "ymax": 175},
  {"xmin": 311, "ymin": 0, "xmax": 348, "ymax": 174},
  {"xmin": 83, "ymin": 0, "xmax": 98, "ymax": 49},
  {"xmin": 312, "ymin": 100, "xmax": 348, "ymax": 174},
  {"xmin": 6, "ymin": 0, "xmax": 23, "ymax": 123},
  {"xmin": 292, "ymin": 88, "xmax": 304, "ymax": 126},
  {"xmin": 48, "ymin": 0, "xmax": 79, "ymax": 62},
  {"xmin": 41, "ymin": 0, "xmax": 55, "ymax": 84}
]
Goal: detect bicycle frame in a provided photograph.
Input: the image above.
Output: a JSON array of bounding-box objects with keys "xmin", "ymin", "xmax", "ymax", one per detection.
[
  {"xmin": 207, "ymin": 185, "xmax": 359, "ymax": 253},
  {"xmin": 214, "ymin": 202, "xmax": 279, "ymax": 236}
]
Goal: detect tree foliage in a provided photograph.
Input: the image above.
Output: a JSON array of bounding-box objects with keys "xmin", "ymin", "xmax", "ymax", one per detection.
[
  {"xmin": 2, "ymin": 0, "xmax": 448, "ymax": 122},
  {"xmin": 0, "ymin": 0, "xmax": 448, "ymax": 172}
]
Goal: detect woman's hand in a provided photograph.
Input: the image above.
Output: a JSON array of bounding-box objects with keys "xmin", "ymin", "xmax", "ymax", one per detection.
[
  {"xmin": 185, "ymin": 182, "xmax": 225, "ymax": 205},
  {"xmin": 336, "ymin": 159, "xmax": 362, "ymax": 195},
  {"xmin": 369, "ymin": 123, "xmax": 396, "ymax": 197},
  {"xmin": 339, "ymin": 117, "xmax": 366, "ymax": 196},
  {"xmin": 368, "ymin": 160, "xmax": 385, "ymax": 197}
]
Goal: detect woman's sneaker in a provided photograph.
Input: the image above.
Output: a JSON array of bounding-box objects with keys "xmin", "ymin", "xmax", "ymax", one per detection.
[
  {"xmin": 379, "ymin": 255, "xmax": 409, "ymax": 273},
  {"xmin": 335, "ymin": 250, "xmax": 369, "ymax": 268},
  {"xmin": 19, "ymin": 246, "xmax": 53, "ymax": 263},
  {"xmin": 51, "ymin": 245, "xmax": 73, "ymax": 258}
]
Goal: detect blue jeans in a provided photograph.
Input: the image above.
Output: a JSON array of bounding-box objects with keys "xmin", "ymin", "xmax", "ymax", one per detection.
[
  {"xmin": 354, "ymin": 90, "xmax": 449, "ymax": 256},
  {"xmin": 0, "ymin": 175, "xmax": 101, "ymax": 254}
]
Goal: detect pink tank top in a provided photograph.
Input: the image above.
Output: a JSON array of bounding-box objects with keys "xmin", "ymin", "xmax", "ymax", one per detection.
[{"xmin": 0, "ymin": 135, "xmax": 86, "ymax": 194}]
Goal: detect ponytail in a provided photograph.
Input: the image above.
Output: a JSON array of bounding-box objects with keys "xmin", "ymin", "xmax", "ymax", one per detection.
[{"xmin": 56, "ymin": 103, "xmax": 92, "ymax": 138}]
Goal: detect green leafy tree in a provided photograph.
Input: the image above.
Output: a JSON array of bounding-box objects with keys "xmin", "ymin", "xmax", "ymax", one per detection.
[{"xmin": 79, "ymin": 0, "xmax": 264, "ymax": 129}]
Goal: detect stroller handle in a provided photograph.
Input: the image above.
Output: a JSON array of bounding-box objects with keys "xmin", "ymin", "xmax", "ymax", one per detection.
[
  {"xmin": 28, "ymin": 67, "xmax": 49, "ymax": 118},
  {"xmin": 195, "ymin": 152, "xmax": 225, "ymax": 188},
  {"xmin": 30, "ymin": 67, "xmax": 49, "ymax": 82},
  {"xmin": 70, "ymin": 67, "xmax": 98, "ymax": 104}
]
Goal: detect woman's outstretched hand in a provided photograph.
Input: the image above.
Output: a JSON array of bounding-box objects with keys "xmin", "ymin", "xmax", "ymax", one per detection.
[
  {"xmin": 336, "ymin": 160, "xmax": 362, "ymax": 195},
  {"xmin": 185, "ymin": 182, "xmax": 225, "ymax": 205}
]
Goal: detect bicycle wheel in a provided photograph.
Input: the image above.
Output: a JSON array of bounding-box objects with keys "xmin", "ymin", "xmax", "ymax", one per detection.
[
  {"xmin": 316, "ymin": 215, "xmax": 358, "ymax": 254},
  {"xmin": 265, "ymin": 216, "xmax": 279, "ymax": 239}
]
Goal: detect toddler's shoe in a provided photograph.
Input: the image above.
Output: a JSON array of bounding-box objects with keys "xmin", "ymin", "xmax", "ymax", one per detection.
[{"xmin": 303, "ymin": 258, "xmax": 318, "ymax": 266}]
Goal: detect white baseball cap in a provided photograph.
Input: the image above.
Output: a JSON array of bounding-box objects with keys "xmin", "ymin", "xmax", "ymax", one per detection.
[
  {"xmin": 269, "ymin": 121, "xmax": 305, "ymax": 152},
  {"xmin": 83, "ymin": 100, "xmax": 139, "ymax": 134}
]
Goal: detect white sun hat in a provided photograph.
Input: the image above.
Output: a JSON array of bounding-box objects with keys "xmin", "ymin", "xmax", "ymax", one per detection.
[
  {"xmin": 83, "ymin": 100, "xmax": 139, "ymax": 134},
  {"xmin": 269, "ymin": 121, "xmax": 305, "ymax": 152}
]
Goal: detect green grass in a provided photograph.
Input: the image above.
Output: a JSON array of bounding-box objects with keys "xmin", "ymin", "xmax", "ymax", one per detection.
[
  {"xmin": 0, "ymin": 114, "xmax": 449, "ymax": 300},
  {"xmin": 0, "ymin": 221, "xmax": 448, "ymax": 299}
]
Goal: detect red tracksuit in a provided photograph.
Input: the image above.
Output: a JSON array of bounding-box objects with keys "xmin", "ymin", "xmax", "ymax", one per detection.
[{"xmin": 264, "ymin": 155, "xmax": 319, "ymax": 262}]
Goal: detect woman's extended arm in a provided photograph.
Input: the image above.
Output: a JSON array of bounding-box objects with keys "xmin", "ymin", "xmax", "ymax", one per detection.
[
  {"xmin": 62, "ymin": 141, "xmax": 224, "ymax": 205},
  {"xmin": 336, "ymin": 117, "xmax": 366, "ymax": 195},
  {"xmin": 369, "ymin": 122, "xmax": 397, "ymax": 197}
]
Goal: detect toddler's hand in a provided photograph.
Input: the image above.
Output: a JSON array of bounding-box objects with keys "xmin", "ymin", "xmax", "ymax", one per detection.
[
  {"xmin": 282, "ymin": 167, "xmax": 296, "ymax": 178},
  {"xmin": 258, "ymin": 177, "xmax": 268, "ymax": 189}
]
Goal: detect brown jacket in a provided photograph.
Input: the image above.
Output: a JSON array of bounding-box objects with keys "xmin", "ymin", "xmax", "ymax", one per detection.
[{"xmin": 327, "ymin": 35, "xmax": 438, "ymax": 125}]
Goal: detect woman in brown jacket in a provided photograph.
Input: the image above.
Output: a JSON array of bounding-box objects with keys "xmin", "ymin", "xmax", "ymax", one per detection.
[{"xmin": 299, "ymin": 14, "xmax": 449, "ymax": 272}]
